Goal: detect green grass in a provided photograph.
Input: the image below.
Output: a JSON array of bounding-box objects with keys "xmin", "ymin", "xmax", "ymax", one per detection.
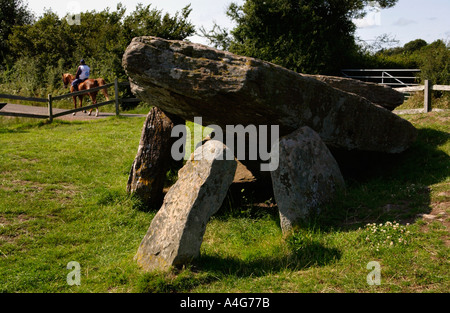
[
  {"xmin": 0, "ymin": 112, "xmax": 449, "ymax": 293},
  {"xmin": 397, "ymin": 92, "xmax": 450, "ymax": 110}
]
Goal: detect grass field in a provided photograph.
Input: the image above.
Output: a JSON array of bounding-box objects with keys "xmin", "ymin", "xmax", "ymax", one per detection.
[{"xmin": 0, "ymin": 112, "xmax": 448, "ymax": 293}]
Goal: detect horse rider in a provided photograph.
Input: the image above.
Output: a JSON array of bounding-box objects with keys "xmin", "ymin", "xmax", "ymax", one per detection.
[{"xmin": 71, "ymin": 59, "xmax": 90, "ymax": 91}]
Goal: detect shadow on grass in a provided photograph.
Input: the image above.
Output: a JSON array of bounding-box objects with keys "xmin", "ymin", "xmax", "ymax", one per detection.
[
  {"xmin": 196, "ymin": 242, "xmax": 341, "ymax": 279},
  {"xmin": 136, "ymin": 240, "xmax": 340, "ymax": 292},
  {"xmin": 212, "ymin": 127, "xmax": 448, "ymax": 230},
  {"xmin": 322, "ymin": 127, "xmax": 450, "ymax": 229}
]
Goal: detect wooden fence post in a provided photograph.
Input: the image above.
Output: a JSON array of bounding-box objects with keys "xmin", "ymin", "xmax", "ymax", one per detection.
[
  {"xmin": 48, "ymin": 94, "xmax": 53, "ymax": 122},
  {"xmin": 424, "ymin": 80, "xmax": 432, "ymax": 113},
  {"xmin": 114, "ymin": 78, "xmax": 120, "ymax": 116}
]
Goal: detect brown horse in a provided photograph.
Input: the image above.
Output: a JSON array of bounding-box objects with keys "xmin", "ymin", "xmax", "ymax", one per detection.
[{"xmin": 62, "ymin": 73, "xmax": 110, "ymax": 117}]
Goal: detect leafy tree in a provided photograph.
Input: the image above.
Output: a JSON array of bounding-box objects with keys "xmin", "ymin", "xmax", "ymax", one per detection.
[
  {"xmin": 418, "ymin": 40, "xmax": 450, "ymax": 85},
  {"xmin": 123, "ymin": 4, "xmax": 195, "ymax": 40},
  {"xmin": 0, "ymin": 0, "xmax": 33, "ymax": 65},
  {"xmin": 3, "ymin": 3, "xmax": 195, "ymax": 96},
  {"xmin": 373, "ymin": 39, "xmax": 450, "ymax": 87},
  {"xmin": 8, "ymin": 11, "xmax": 68, "ymax": 66},
  {"xmin": 202, "ymin": 0, "xmax": 398, "ymax": 75},
  {"xmin": 403, "ymin": 39, "xmax": 428, "ymax": 54}
]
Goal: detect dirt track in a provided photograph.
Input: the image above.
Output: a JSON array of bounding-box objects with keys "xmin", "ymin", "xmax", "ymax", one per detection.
[{"xmin": 0, "ymin": 103, "xmax": 146, "ymax": 121}]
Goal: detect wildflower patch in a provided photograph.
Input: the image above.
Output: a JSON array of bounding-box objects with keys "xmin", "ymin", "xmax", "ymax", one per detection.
[{"xmin": 360, "ymin": 221, "xmax": 412, "ymax": 252}]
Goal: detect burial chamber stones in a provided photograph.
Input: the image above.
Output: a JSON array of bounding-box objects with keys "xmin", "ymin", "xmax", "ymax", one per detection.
[
  {"xmin": 123, "ymin": 36, "xmax": 417, "ymax": 154},
  {"xmin": 134, "ymin": 140, "xmax": 237, "ymax": 272},
  {"xmin": 272, "ymin": 126, "xmax": 346, "ymax": 235},
  {"xmin": 123, "ymin": 37, "xmax": 418, "ymax": 271}
]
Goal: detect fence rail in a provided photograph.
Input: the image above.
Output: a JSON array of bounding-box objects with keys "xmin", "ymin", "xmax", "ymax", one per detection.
[
  {"xmin": 51, "ymin": 82, "xmax": 115, "ymax": 101},
  {"xmin": 394, "ymin": 80, "xmax": 450, "ymax": 113},
  {"xmin": 0, "ymin": 93, "xmax": 48, "ymax": 103},
  {"xmin": 342, "ymin": 69, "xmax": 421, "ymax": 87},
  {"xmin": 0, "ymin": 79, "xmax": 139, "ymax": 121}
]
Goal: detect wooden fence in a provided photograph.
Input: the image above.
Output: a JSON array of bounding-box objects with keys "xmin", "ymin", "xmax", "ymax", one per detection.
[
  {"xmin": 0, "ymin": 79, "xmax": 139, "ymax": 121},
  {"xmin": 394, "ymin": 80, "xmax": 450, "ymax": 113}
]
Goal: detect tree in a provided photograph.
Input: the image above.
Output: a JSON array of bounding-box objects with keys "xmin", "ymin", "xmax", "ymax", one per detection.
[
  {"xmin": 0, "ymin": 0, "xmax": 33, "ymax": 65},
  {"xmin": 123, "ymin": 4, "xmax": 195, "ymax": 40},
  {"xmin": 202, "ymin": 0, "xmax": 398, "ymax": 75},
  {"xmin": 418, "ymin": 40, "xmax": 450, "ymax": 85},
  {"xmin": 2, "ymin": 3, "xmax": 196, "ymax": 97},
  {"xmin": 403, "ymin": 39, "xmax": 428, "ymax": 54}
]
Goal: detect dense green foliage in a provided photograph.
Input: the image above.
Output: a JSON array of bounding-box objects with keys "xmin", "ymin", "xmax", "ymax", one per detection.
[
  {"xmin": 0, "ymin": 0, "xmax": 34, "ymax": 64},
  {"xmin": 0, "ymin": 2, "xmax": 195, "ymax": 97},
  {"xmin": 375, "ymin": 39, "xmax": 450, "ymax": 85},
  {"xmin": 202, "ymin": 0, "xmax": 398, "ymax": 75}
]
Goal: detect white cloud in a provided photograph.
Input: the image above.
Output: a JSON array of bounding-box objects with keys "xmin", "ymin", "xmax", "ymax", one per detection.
[
  {"xmin": 393, "ymin": 18, "xmax": 417, "ymax": 26},
  {"xmin": 354, "ymin": 11, "xmax": 382, "ymax": 28}
]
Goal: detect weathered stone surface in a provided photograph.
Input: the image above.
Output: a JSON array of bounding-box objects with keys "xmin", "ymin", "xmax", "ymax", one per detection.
[
  {"xmin": 305, "ymin": 74, "xmax": 404, "ymax": 111},
  {"xmin": 271, "ymin": 126, "xmax": 345, "ymax": 234},
  {"xmin": 135, "ymin": 140, "xmax": 237, "ymax": 271},
  {"xmin": 233, "ymin": 160, "xmax": 256, "ymax": 183},
  {"xmin": 127, "ymin": 106, "xmax": 184, "ymax": 210},
  {"xmin": 123, "ymin": 36, "xmax": 417, "ymax": 154}
]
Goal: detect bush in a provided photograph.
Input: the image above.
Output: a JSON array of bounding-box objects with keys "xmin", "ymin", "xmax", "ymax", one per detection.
[
  {"xmin": 374, "ymin": 39, "xmax": 450, "ymax": 85},
  {"xmin": 1, "ymin": 4, "xmax": 195, "ymax": 98}
]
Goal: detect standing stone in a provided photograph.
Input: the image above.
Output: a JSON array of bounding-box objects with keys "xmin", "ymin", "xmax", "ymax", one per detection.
[
  {"xmin": 271, "ymin": 126, "xmax": 345, "ymax": 235},
  {"xmin": 127, "ymin": 106, "xmax": 184, "ymax": 210},
  {"xmin": 135, "ymin": 140, "xmax": 237, "ymax": 271}
]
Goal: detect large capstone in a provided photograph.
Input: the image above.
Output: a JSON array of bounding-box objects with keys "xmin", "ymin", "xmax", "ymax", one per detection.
[
  {"xmin": 134, "ymin": 140, "xmax": 237, "ymax": 271},
  {"xmin": 304, "ymin": 74, "xmax": 405, "ymax": 111},
  {"xmin": 123, "ymin": 36, "xmax": 417, "ymax": 154}
]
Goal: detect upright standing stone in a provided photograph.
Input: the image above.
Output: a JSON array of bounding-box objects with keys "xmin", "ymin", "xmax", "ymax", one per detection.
[
  {"xmin": 135, "ymin": 140, "xmax": 237, "ymax": 271},
  {"xmin": 127, "ymin": 106, "xmax": 184, "ymax": 210},
  {"xmin": 271, "ymin": 126, "xmax": 345, "ymax": 234}
]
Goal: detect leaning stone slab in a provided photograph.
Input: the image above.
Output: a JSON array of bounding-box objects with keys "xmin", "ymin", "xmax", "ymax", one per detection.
[
  {"xmin": 123, "ymin": 36, "xmax": 417, "ymax": 154},
  {"xmin": 134, "ymin": 140, "xmax": 237, "ymax": 272},
  {"xmin": 271, "ymin": 126, "xmax": 345, "ymax": 234}
]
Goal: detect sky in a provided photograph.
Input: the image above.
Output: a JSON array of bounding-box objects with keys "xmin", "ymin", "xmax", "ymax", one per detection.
[
  {"xmin": 26, "ymin": 0, "xmax": 450, "ymax": 47},
  {"xmin": 354, "ymin": 0, "xmax": 450, "ymax": 47}
]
